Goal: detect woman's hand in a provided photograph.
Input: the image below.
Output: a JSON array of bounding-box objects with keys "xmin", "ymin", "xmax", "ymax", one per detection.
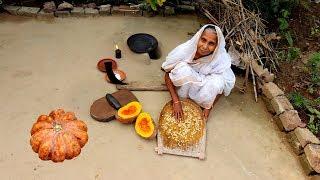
[
  {"xmin": 172, "ymin": 101, "xmax": 184, "ymax": 121},
  {"xmin": 203, "ymin": 108, "xmax": 211, "ymax": 122}
]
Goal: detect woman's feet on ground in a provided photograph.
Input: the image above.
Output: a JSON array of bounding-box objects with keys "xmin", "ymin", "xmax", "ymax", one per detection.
[{"xmin": 203, "ymin": 108, "xmax": 211, "ymax": 122}]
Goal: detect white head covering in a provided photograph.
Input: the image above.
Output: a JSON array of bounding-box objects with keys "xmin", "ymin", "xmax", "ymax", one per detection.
[{"xmin": 162, "ymin": 24, "xmax": 231, "ymax": 75}]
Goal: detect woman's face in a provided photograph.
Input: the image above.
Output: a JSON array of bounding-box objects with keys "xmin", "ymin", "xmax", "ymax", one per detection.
[{"xmin": 196, "ymin": 29, "xmax": 218, "ymax": 57}]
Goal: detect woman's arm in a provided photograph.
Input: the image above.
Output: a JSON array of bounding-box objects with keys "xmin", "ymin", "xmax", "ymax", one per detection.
[
  {"xmin": 164, "ymin": 72, "xmax": 179, "ymax": 103},
  {"xmin": 164, "ymin": 72, "xmax": 184, "ymax": 120}
]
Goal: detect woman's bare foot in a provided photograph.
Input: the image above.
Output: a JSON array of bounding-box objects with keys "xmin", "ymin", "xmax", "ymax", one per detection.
[{"xmin": 203, "ymin": 108, "xmax": 211, "ymax": 121}]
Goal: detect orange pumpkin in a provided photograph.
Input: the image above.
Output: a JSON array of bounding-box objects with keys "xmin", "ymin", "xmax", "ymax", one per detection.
[{"xmin": 30, "ymin": 109, "xmax": 88, "ymax": 162}]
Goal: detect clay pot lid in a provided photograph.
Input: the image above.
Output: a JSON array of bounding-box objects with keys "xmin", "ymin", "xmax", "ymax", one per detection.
[
  {"xmin": 105, "ymin": 69, "xmax": 127, "ymax": 82},
  {"xmin": 97, "ymin": 58, "xmax": 117, "ymax": 72}
]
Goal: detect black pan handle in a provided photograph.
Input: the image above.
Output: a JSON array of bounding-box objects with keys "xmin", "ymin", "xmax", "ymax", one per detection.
[
  {"xmin": 105, "ymin": 93, "xmax": 121, "ymax": 110},
  {"xmin": 104, "ymin": 61, "xmax": 127, "ymax": 85}
]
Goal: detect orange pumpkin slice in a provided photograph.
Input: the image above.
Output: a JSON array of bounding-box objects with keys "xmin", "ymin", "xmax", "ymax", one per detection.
[
  {"xmin": 135, "ymin": 112, "xmax": 157, "ymax": 139},
  {"xmin": 117, "ymin": 101, "xmax": 142, "ymax": 124}
]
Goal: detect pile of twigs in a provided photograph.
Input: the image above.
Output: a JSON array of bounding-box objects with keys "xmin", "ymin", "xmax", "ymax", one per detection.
[{"xmin": 198, "ymin": 0, "xmax": 281, "ymax": 101}]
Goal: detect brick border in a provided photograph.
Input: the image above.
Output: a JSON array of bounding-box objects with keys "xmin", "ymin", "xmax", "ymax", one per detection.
[
  {"xmin": 262, "ymin": 82, "xmax": 320, "ymax": 176},
  {"xmin": 3, "ymin": 4, "xmax": 177, "ymax": 18}
]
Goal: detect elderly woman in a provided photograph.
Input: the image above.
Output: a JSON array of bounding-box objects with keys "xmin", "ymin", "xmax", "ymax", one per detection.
[{"xmin": 162, "ymin": 24, "xmax": 236, "ymax": 121}]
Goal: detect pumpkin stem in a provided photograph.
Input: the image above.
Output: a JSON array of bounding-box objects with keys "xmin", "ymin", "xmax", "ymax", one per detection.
[{"xmin": 53, "ymin": 123, "xmax": 62, "ymax": 132}]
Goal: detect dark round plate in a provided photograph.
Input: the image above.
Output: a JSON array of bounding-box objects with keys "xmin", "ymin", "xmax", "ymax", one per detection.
[{"xmin": 127, "ymin": 33, "xmax": 158, "ymax": 53}]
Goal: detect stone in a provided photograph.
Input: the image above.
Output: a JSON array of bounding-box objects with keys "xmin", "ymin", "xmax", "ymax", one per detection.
[
  {"xmin": 86, "ymin": 3, "xmax": 96, "ymax": 9},
  {"xmin": 43, "ymin": 1, "xmax": 56, "ymax": 13},
  {"xmin": 177, "ymin": 5, "xmax": 196, "ymax": 11},
  {"xmin": 71, "ymin": 7, "xmax": 84, "ymax": 17},
  {"xmin": 261, "ymin": 95, "xmax": 276, "ymax": 115},
  {"xmin": 299, "ymin": 153, "xmax": 316, "ymax": 175},
  {"xmin": 124, "ymin": 10, "xmax": 142, "ymax": 17},
  {"xmin": 113, "ymin": 5, "xmax": 141, "ymax": 16},
  {"xmin": 84, "ymin": 8, "xmax": 99, "ymax": 16},
  {"xmin": 286, "ymin": 131, "xmax": 304, "ymax": 155},
  {"xmin": 274, "ymin": 115, "xmax": 285, "ymax": 131},
  {"xmin": 99, "ymin": 4, "xmax": 111, "ymax": 15},
  {"xmin": 3, "ymin": 5, "xmax": 21, "ymax": 15},
  {"xmin": 262, "ymin": 82, "xmax": 284, "ymax": 99},
  {"xmin": 295, "ymin": 127, "xmax": 320, "ymax": 147},
  {"xmin": 164, "ymin": 6, "xmax": 175, "ymax": 16},
  {"xmin": 17, "ymin": 7, "xmax": 40, "ymax": 17},
  {"xmin": 55, "ymin": 10, "xmax": 70, "ymax": 17},
  {"xmin": 37, "ymin": 9, "xmax": 55, "ymax": 19},
  {"xmin": 304, "ymin": 144, "xmax": 320, "ymax": 173},
  {"xmin": 287, "ymin": 127, "xmax": 320, "ymax": 156},
  {"xmin": 278, "ymin": 110, "xmax": 305, "ymax": 131},
  {"xmin": 57, "ymin": 1, "xmax": 73, "ymax": 11},
  {"xmin": 111, "ymin": 6, "xmax": 122, "ymax": 15},
  {"xmin": 270, "ymin": 95, "xmax": 294, "ymax": 115}
]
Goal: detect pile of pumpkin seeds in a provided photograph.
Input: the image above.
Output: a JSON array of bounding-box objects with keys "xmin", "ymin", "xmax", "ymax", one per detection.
[{"xmin": 159, "ymin": 100, "xmax": 204, "ymax": 150}]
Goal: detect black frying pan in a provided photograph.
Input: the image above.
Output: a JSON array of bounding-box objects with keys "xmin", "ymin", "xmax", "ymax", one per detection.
[{"xmin": 127, "ymin": 33, "xmax": 158, "ymax": 54}]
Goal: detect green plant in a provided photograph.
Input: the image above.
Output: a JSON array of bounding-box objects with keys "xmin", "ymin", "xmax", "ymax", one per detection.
[
  {"xmin": 288, "ymin": 92, "xmax": 320, "ymax": 135},
  {"xmin": 276, "ymin": 47, "xmax": 300, "ymax": 61},
  {"xmin": 307, "ymin": 106, "xmax": 320, "ymax": 135},
  {"xmin": 277, "ymin": 50, "xmax": 286, "ymax": 61},
  {"xmin": 308, "ymin": 52, "xmax": 320, "ymax": 86},
  {"xmin": 146, "ymin": 0, "xmax": 166, "ymax": 11},
  {"xmin": 287, "ymin": 47, "xmax": 300, "ymax": 61},
  {"xmin": 288, "ymin": 92, "xmax": 310, "ymax": 109},
  {"xmin": 275, "ymin": 7, "xmax": 300, "ymax": 61}
]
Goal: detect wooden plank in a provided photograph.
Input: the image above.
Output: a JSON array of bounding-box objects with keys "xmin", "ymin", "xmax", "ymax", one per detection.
[
  {"xmin": 116, "ymin": 81, "xmax": 168, "ymax": 91},
  {"xmin": 155, "ymin": 125, "xmax": 207, "ymax": 160}
]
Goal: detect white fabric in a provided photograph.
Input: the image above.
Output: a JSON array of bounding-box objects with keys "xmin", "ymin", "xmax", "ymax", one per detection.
[{"xmin": 162, "ymin": 24, "xmax": 236, "ymax": 109}]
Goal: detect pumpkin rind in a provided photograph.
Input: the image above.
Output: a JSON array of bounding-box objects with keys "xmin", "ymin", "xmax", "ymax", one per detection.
[
  {"xmin": 30, "ymin": 109, "xmax": 88, "ymax": 162},
  {"xmin": 117, "ymin": 101, "xmax": 142, "ymax": 124},
  {"xmin": 135, "ymin": 112, "xmax": 157, "ymax": 139}
]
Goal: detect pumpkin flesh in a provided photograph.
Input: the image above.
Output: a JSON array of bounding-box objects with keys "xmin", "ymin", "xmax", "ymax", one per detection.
[
  {"xmin": 117, "ymin": 101, "xmax": 142, "ymax": 123},
  {"xmin": 135, "ymin": 112, "xmax": 156, "ymax": 139}
]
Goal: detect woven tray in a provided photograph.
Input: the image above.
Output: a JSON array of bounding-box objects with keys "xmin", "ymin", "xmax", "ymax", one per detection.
[{"xmin": 155, "ymin": 99, "xmax": 207, "ymax": 160}]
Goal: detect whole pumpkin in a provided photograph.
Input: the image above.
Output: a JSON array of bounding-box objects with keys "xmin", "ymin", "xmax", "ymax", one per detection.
[{"xmin": 30, "ymin": 109, "xmax": 89, "ymax": 162}]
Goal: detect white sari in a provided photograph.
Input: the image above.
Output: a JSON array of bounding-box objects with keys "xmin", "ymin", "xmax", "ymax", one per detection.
[{"xmin": 162, "ymin": 24, "xmax": 236, "ymax": 109}]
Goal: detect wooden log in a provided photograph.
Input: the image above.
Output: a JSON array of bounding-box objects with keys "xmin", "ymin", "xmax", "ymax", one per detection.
[{"xmin": 116, "ymin": 81, "xmax": 168, "ymax": 91}]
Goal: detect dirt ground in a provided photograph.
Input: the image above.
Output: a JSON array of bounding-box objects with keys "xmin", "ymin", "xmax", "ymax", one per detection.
[{"xmin": 0, "ymin": 14, "xmax": 308, "ymax": 180}]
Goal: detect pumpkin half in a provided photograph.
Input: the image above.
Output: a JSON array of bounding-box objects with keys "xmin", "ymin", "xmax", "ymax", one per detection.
[
  {"xmin": 30, "ymin": 109, "xmax": 88, "ymax": 162},
  {"xmin": 117, "ymin": 101, "xmax": 142, "ymax": 124},
  {"xmin": 135, "ymin": 112, "xmax": 157, "ymax": 139}
]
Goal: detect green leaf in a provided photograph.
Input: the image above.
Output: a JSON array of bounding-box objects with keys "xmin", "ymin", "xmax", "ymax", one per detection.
[
  {"xmin": 314, "ymin": 109, "xmax": 320, "ymax": 115},
  {"xmin": 278, "ymin": 18, "xmax": 289, "ymax": 31},
  {"xmin": 285, "ymin": 32, "xmax": 293, "ymax": 46},
  {"xmin": 288, "ymin": 92, "xmax": 308, "ymax": 109},
  {"xmin": 287, "ymin": 47, "xmax": 300, "ymax": 61},
  {"xmin": 281, "ymin": 9, "xmax": 290, "ymax": 18}
]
